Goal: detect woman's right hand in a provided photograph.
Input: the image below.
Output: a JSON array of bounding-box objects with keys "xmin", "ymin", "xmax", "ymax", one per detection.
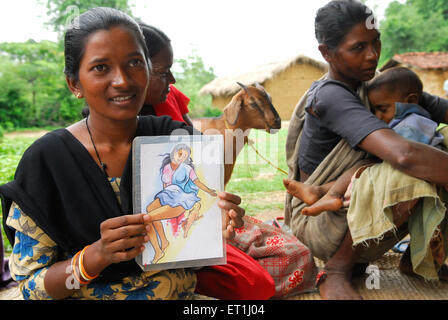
[
  {"xmin": 45, "ymin": 214, "xmax": 150, "ymax": 299},
  {"xmin": 87, "ymin": 214, "xmax": 150, "ymax": 273}
]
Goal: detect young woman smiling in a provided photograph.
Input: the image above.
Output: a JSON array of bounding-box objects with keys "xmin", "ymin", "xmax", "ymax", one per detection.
[{"xmin": 0, "ymin": 7, "xmax": 263, "ymax": 300}]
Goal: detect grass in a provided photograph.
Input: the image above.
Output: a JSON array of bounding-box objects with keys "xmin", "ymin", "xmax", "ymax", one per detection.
[
  {"xmin": 225, "ymin": 127, "xmax": 288, "ymax": 215},
  {"xmin": 0, "ymin": 127, "xmax": 289, "ymax": 253},
  {"xmin": 0, "ymin": 137, "xmax": 37, "ymax": 185},
  {"xmin": 0, "ymin": 136, "xmax": 38, "ymax": 253}
]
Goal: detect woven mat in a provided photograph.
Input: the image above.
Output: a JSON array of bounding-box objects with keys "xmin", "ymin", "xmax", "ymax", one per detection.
[
  {"xmin": 1, "ymin": 252, "xmax": 447, "ymax": 300},
  {"xmin": 288, "ymin": 252, "xmax": 448, "ymax": 300},
  {"xmin": 0, "ymin": 283, "xmax": 22, "ymax": 300}
]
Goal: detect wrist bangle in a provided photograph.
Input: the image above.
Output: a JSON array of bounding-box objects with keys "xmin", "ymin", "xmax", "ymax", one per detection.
[
  {"xmin": 79, "ymin": 245, "xmax": 100, "ymax": 282},
  {"xmin": 71, "ymin": 251, "xmax": 89, "ymax": 285}
]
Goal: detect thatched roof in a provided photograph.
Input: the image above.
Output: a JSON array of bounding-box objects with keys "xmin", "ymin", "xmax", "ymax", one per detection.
[{"xmin": 199, "ymin": 55, "xmax": 328, "ymax": 97}]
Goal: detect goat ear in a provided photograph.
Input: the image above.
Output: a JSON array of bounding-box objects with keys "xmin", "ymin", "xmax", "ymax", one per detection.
[
  {"xmin": 236, "ymin": 82, "xmax": 249, "ymax": 93},
  {"xmin": 254, "ymin": 82, "xmax": 264, "ymax": 90},
  {"xmin": 224, "ymin": 94, "xmax": 243, "ymax": 125}
]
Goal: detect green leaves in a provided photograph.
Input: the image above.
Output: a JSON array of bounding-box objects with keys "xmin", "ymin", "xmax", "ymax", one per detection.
[
  {"xmin": 379, "ymin": 0, "xmax": 448, "ymax": 66},
  {"xmin": 0, "ymin": 40, "xmax": 84, "ymax": 128},
  {"xmin": 39, "ymin": 0, "xmax": 134, "ymax": 38},
  {"xmin": 0, "ymin": 137, "xmax": 36, "ymax": 185},
  {"xmin": 0, "ymin": 136, "xmax": 37, "ymax": 254},
  {"xmin": 173, "ymin": 53, "xmax": 220, "ymax": 118}
]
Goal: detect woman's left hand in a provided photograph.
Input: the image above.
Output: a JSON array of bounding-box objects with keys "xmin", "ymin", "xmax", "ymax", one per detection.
[{"xmin": 217, "ymin": 191, "xmax": 245, "ymax": 240}]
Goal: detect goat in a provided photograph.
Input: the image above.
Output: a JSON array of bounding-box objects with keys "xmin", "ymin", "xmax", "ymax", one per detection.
[{"xmin": 192, "ymin": 82, "xmax": 281, "ymax": 186}]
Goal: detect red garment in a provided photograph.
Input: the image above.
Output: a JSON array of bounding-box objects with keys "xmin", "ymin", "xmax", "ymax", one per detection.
[
  {"xmin": 153, "ymin": 85, "xmax": 190, "ymax": 123},
  {"xmin": 195, "ymin": 243, "xmax": 275, "ymax": 300}
]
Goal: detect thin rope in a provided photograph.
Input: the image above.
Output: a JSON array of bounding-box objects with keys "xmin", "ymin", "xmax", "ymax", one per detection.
[{"xmin": 224, "ymin": 119, "xmax": 287, "ymax": 175}]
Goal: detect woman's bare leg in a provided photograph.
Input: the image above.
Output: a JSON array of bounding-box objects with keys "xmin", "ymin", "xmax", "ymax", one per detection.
[
  {"xmin": 183, "ymin": 202, "xmax": 202, "ymax": 238},
  {"xmin": 146, "ymin": 222, "xmax": 165, "ymax": 264},
  {"xmin": 153, "ymin": 221, "xmax": 169, "ymax": 251},
  {"xmin": 147, "ymin": 205, "xmax": 185, "ymax": 222},
  {"xmin": 318, "ymin": 230, "xmax": 363, "ymax": 300},
  {"xmin": 146, "ymin": 198, "xmax": 162, "ymax": 213},
  {"xmin": 319, "ymin": 198, "xmax": 419, "ymax": 300}
]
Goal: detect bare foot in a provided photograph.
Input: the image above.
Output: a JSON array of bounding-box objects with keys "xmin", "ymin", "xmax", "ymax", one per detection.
[
  {"xmin": 152, "ymin": 250, "xmax": 165, "ymax": 264},
  {"xmin": 318, "ymin": 269, "xmax": 363, "ymax": 300},
  {"xmin": 399, "ymin": 246, "xmax": 448, "ymax": 281},
  {"xmin": 301, "ymin": 193, "xmax": 343, "ymax": 216},
  {"xmin": 283, "ymin": 179, "xmax": 324, "ymax": 205}
]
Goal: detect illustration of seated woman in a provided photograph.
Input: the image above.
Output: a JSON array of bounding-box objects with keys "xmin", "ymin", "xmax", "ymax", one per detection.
[{"xmin": 145, "ymin": 143, "xmax": 217, "ymax": 263}]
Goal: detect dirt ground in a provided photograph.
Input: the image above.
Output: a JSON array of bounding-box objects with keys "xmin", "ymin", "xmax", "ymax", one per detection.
[
  {"xmin": 252, "ymin": 210, "xmax": 285, "ymax": 224},
  {"xmin": 245, "ymin": 190, "xmax": 286, "ymax": 222}
]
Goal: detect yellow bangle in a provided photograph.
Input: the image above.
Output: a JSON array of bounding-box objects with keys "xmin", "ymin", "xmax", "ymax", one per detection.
[
  {"xmin": 79, "ymin": 245, "xmax": 99, "ymax": 281},
  {"xmin": 71, "ymin": 251, "xmax": 89, "ymax": 285}
]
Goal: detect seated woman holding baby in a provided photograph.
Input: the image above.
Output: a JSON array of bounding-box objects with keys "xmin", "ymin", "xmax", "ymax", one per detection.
[{"xmin": 283, "ymin": 0, "xmax": 448, "ymax": 300}]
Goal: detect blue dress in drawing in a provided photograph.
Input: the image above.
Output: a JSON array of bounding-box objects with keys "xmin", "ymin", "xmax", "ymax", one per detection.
[{"xmin": 155, "ymin": 162, "xmax": 201, "ymax": 210}]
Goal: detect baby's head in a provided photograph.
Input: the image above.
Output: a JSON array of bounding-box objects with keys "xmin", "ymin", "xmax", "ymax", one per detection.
[{"xmin": 367, "ymin": 67, "xmax": 423, "ymax": 124}]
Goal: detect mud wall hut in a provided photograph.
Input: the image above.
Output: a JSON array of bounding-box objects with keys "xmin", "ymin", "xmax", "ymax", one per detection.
[{"xmin": 199, "ymin": 55, "xmax": 328, "ymax": 121}]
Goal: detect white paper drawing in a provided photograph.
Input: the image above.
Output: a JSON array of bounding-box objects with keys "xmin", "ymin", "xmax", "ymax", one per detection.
[{"xmin": 133, "ymin": 135, "xmax": 225, "ymax": 271}]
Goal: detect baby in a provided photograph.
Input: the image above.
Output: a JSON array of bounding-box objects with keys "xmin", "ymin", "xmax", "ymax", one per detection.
[{"xmin": 284, "ymin": 67, "xmax": 444, "ymax": 216}]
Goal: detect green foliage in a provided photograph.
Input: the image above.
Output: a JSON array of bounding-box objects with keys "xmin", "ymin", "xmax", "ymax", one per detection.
[
  {"xmin": 0, "ymin": 137, "xmax": 36, "ymax": 186},
  {"xmin": 203, "ymin": 106, "xmax": 223, "ymax": 118},
  {"xmin": 0, "ymin": 135, "xmax": 38, "ymax": 254},
  {"xmin": 173, "ymin": 53, "xmax": 218, "ymax": 118},
  {"xmin": 0, "ymin": 0, "xmax": 218, "ymax": 130},
  {"xmin": 407, "ymin": 0, "xmax": 448, "ymax": 19},
  {"xmin": 379, "ymin": 0, "xmax": 448, "ymax": 66},
  {"xmin": 39, "ymin": 0, "xmax": 134, "ymax": 38},
  {"xmin": 0, "ymin": 40, "xmax": 84, "ymax": 128}
]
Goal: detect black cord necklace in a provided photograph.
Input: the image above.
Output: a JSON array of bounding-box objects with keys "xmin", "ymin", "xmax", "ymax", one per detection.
[{"xmin": 85, "ymin": 116, "xmax": 109, "ymax": 177}]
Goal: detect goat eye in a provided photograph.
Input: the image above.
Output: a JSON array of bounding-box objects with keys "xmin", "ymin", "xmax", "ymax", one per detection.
[{"xmin": 250, "ymin": 101, "xmax": 259, "ymax": 109}]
